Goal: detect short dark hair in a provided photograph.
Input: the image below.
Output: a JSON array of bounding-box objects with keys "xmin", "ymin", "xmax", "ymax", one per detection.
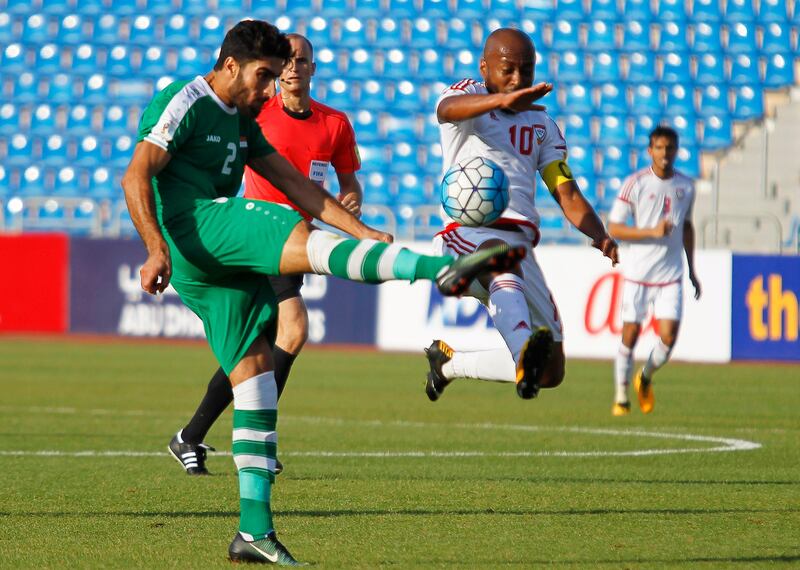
[
  {"xmin": 213, "ymin": 20, "xmax": 291, "ymax": 71},
  {"xmin": 649, "ymin": 125, "xmax": 679, "ymax": 147},
  {"xmin": 286, "ymin": 33, "xmax": 314, "ymax": 60}
]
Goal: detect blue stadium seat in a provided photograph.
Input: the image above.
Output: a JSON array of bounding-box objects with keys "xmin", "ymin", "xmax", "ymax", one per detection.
[
  {"xmin": 396, "ymin": 173, "xmax": 428, "ymax": 205},
  {"xmin": 562, "ymin": 83, "xmax": 594, "ymax": 114},
  {"xmin": 111, "ymin": 0, "xmax": 137, "ymax": 14},
  {"xmin": 453, "ymin": 0, "xmax": 484, "ymax": 18},
  {"xmin": 384, "ymin": 113, "xmax": 417, "ymax": 141},
  {"xmin": 88, "ymin": 166, "xmax": 118, "ymax": 199},
  {"xmin": 82, "ymin": 73, "xmax": 109, "ymax": 103},
  {"xmin": 668, "ymin": 114, "xmax": 698, "ymax": 146},
  {"xmin": 46, "ymin": 73, "xmax": 74, "ymax": 103},
  {"xmin": 197, "ymin": 15, "xmax": 225, "ymax": 47},
  {"xmin": 11, "ymin": 72, "xmax": 39, "ymax": 103},
  {"xmin": 420, "ymin": 0, "xmax": 452, "ymax": 17},
  {"xmin": 523, "ymin": 0, "xmax": 555, "ymax": 21},
  {"xmin": 674, "ymin": 145, "xmax": 700, "ymax": 177},
  {"xmin": 692, "ymin": 21, "xmax": 722, "ymax": 52},
  {"xmin": 216, "ymin": 0, "xmax": 244, "ymax": 15},
  {"xmin": 129, "ymin": 15, "xmax": 158, "ymax": 44},
  {"xmin": 382, "ymin": 48, "xmax": 413, "ymax": 79},
  {"xmin": 359, "ymin": 79, "xmax": 389, "ymax": 110},
  {"xmin": 659, "ymin": 51, "xmax": 691, "ymax": 84},
  {"xmin": 697, "ymin": 84, "xmax": 730, "ymax": 116},
  {"xmin": 626, "ymin": 51, "xmax": 656, "ymax": 82},
  {"xmin": 726, "ymin": 22, "xmax": 757, "ymax": 53},
  {"xmin": 74, "ymin": 134, "xmax": 104, "ymax": 166},
  {"xmin": 596, "ymin": 82, "xmax": 627, "ymax": 114},
  {"xmin": 92, "ymin": 14, "xmax": 120, "ymax": 45},
  {"xmin": 556, "ymin": 50, "xmax": 585, "ymax": 82},
  {"xmin": 346, "ymin": 48, "xmax": 375, "ymax": 78},
  {"xmin": 0, "ymin": 165, "xmax": 11, "ymax": 199},
  {"xmin": 600, "ymin": 144, "xmax": 632, "ymax": 177},
  {"xmin": 0, "ymin": 12, "xmax": 14, "ymax": 45},
  {"xmin": 620, "ymin": 19, "xmax": 651, "ymax": 51},
  {"xmin": 30, "ymin": 103, "xmax": 57, "ymax": 134},
  {"xmin": 694, "ymin": 51, "xmax": 725, "ymax": 84},
  {"xmin": 304, "ymin": 16, "xmax": 332, "ymax": 48},
  {"xmin": 758, "ymin": 0, "xmax": 788, "ymax": 22},
  {"xmin": 732, "ymin": 84, "xmax": 763, "ymax": 120},
  {"xmin": 424, "ymin": 141, "xmax": 443, "ymax": 176},
  {"xmin": 75, "ymin": 0, "xmax": 104, "ymax": 12},
  {"xmin": 163, "ymin": 14, "xmax": 192, "ymax": 46},
  {"xmin": 539, "ymin": 212, "xmax": 566, "ymax": 234},
  {"xmin": 556, "ymin": 0, "xmax": 585, "ymax": 20},
  {"xmin": 175, "ymin": 47, "xmax": 212, "ymax": 77},
  {"xmin": 656, "ymin": 21, "xmax": 688, "ymax": 52},
  {"xmin": 690, "ymin": 0, "xmax": 722, "ymax": 22},
  {"xmin": 663, "ymin": 83, "xmax": 695, "ymax": 115},
  {"xmin": 631, "ymin": 114, "xmax": 657, "ymax": 145},
  {"xmin": 4, "ymin": 0, "xmax": 39, "ymax": 13},
  {"xmin": 763, "ymin": 52, "xmax": 794, "ymax": 87},
  {"xmin": 250, "ymin": 0, "xmax": 280, "ymax": 16},
  {"xmin": 591, "ymin": 0, "xmax": 621, "ymax": 20},
  {"xmin": 140, "ymin": 46, "xmax": 169, "ymax": 78},
  {"xmin": 621, "ymin": 0, "xmax": 653, "ymax": 21},
  {"xmin": 42, "ymin": 0, "xmax": 73, "ymax": 14},
  {"xmin": 724, "ymin": 0, "xmax": 756, "ymax": 22},
  {"xmin": 386, "ymin": 0, "xmax": 417, "ymax": 18},
  {"xmin": 589, "ymin": 51, "xmax": 622, "ymax": 82},
  {"xmin": 445, "ymin": 18, "xmax": 475, "ymax": 49},
  {"xmin": 18, "ymin": 165, "xmax": 47, "ymax": 195},
  {"xmin": 760, "ymin": 22, "xmax": 792, "ymax": 54},
  {"xmin": 71, "ymin": 43, "xmax": 100, "ymax": 74},
  {"xmin": 352, "ymin": 0, "xmax": 382, "ymax": 17},
  {"xmin": 358, "ymin": 143, "xmax": 390, "ymax": 173},
  {"xmin": 101, "ymin": 105, "xmax": 131, "ymax": 136},
  {"xmin": 561, "ymin": 113, "xmax": 592, "ymax": 145},
  {"xmin": 109, "ymin": 134, "xmax": 133, "ymax": 167},
  {"xmin": 314, "ymin": 48, "xmax": 337, "ymax": 79},
  {"xmin": 179, "ymin": 0, "xmax": 215, "ymax": 16},
  {"xmin": 322, "ymin": 79, "xmax": 355, "ymax": 111},
  {"xmin": 0, "ymin": 103, "xmax": 22, "ymax": 135},
  {"xmin": 729, "ymin": 53, "xmax": 760, "ymax": 85},
  {"xmin": 361, "ymin": 172, "xmax": 394, "ymax": 206},
  {"xmin": 408, "ymin": 17, "xmax": 438, "ymax": 48},
  {"xmin": 656, "ymin": 0, "xmax": 686, "ymax": 22},
  {"xmin": 634, "ymin": 147, "xmax": 651, "ymax": 169},
  {"xmin": 420, "ymin": 112, "xmax": 440, "ymax": 143},
  {"xmin": 389, "ymin": 142, "xmax": 418, "ymax": 174},
  {"xmin": 549, "ymin": 19, "xmax": 580, "ymax": 50},
  {"xmin": 488, "ymin": 0, "xmax": 521, "ymax": 18},
  {"xmin": 22, "ymin": 13, "xmax": 51, "ymax": 43},
  {"xmin": 106, "ymin": 45, "xmax": 134, "ymax": 76},
  {"xmin": 700, "ymin": 114, "xmax": 732, "ymax": 149},
  {"xmin": 374, "ymin": 17, "xmax": 402, "ymax": 48},
  {"xmin": 36, "ymin": 44, "xmax": 63, "ymax": 74},
  {"xmin": 393, "ymin": 80, "xmax": 424, "ymax": 112},
  {"xmin": 451, "ymin": 49, "xmax": 478, "ymax": 81},
  {"xmin": 576, "ymin": 173, "xmax": 598, "ymax": 202},
  {"xmin": 597, "ymin": 115, "xmax": 629, "ymax": 145},
  {"xmin": 2, "ymin": 43, "xmax": 28, "ymax": 73},
  {"xmin": 319, "ymin": 0, "xmax": 349, "ymax": 17},
  {"xmin": 53, "ymin": 166, "xmax": 80, "ymax": 196},
  {"xmin": 351, "ymin": 109, "xmax": 382, "ymax": 143},
  {"xmin": 57, "ymin": 14, "xmax": 88, "ymax": 44},
  {"xmin": 41, "ymin": 134, "xmax": 69, "ymax": 166},
  {"xmin": 338, "ymin": 17, "xmax": 368, "ymax": 48},
  {"xmin": 585, "ymin": 20, "xmax": 617, "ymax": 51}
]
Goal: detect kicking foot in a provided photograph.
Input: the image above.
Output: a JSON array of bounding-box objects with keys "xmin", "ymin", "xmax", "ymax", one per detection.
[
  {"xmin": 168, "ymin": 430, "xmax": 215, "ymax": 475},
  {"xmin": 228, "ymin": 532, "xmax": 305, "ymax": 565},
  {"xmin": 436, "ymin": 244, "xmax": 526, "ymax": 297},
  {"xmin": 515, "ymin": 327, "xmax": 554, "ymax": 399},
  {"xmin": 611, "ymin": 401, "xmax": 631, "ymax": 416},
  {"xmin": 633, "ymin": 369, "xmax": 654, "ymax": 414},
  {"xmin": 425, "ymin": 339, "xmax": 454, "ymax": 402}
]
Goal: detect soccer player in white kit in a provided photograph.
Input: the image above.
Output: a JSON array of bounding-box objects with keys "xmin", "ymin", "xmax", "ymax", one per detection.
[
  {"xmin": 607, "ymin": 126, "xmax": 702, "ymax": 415},
  {"xmin": 424, "ymin": 28, "xmax": 619, "ymax": 401}
]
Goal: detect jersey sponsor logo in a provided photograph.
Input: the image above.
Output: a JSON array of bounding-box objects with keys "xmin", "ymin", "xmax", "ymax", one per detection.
[
  {"xmin": 427, "ymin": 287, "xmax": 493, "ymax": 329},
  {"xmin": 206, "ymin": 134, "xmax": 221, "ymax": 143},
  {"xmin": 585, "ymin": 272, "xmax": 658, "ymax": 335}
]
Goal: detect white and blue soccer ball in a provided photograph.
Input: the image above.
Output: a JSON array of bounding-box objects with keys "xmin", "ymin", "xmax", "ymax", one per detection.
[{"xmin": 439, "ymin": 156, "xmax": 509, "ymax": 227}]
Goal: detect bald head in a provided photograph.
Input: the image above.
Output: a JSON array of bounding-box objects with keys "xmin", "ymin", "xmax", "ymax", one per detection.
[{"xmin": 480, "ymin": 28, "xmax": 536, "ymax": 94}]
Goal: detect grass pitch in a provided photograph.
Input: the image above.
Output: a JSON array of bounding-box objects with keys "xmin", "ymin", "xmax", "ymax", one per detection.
[{"xmin": 0, "ymin": 336, "xmax": 798, "ymax": 568}]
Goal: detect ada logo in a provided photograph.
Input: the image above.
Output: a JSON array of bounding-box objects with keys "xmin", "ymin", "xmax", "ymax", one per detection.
[{"xmin": 426, "ymin": 286, "xmax": 492, "ymax": 329}]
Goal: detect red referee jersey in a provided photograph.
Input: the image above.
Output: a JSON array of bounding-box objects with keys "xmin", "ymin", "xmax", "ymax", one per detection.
[{"xmin": 244, "ymin": 96, "xmax": 360, "ymax": 220}]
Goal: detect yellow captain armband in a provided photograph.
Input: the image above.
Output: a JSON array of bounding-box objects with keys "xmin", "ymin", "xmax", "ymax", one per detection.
[{"xmin": 541, "ymin": 159, "xmax": 575, "ymax": 194}]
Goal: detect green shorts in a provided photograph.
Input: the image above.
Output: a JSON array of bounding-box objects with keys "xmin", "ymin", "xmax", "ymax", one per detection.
[{"xmin": 163, "ymin": 197, "xmax": 304, "ymax": 374}]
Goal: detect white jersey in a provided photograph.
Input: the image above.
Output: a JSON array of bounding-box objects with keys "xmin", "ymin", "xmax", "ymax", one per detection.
[
  {"xmin": 608, "ymin": 166, "xmax": 695, "ymax": 285},
  {"xmin": 437, "ymin": 79, "xmax": 568, "ymax": 234}
]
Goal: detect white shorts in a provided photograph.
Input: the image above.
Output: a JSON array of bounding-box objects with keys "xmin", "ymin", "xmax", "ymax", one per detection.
[
  {"xmin": 433, "ymin": 225, "xmax": 564, "ymax": 342},
  {"xmin": 621, "ymin": 280, "xmax": 683, "ymax": 323}
]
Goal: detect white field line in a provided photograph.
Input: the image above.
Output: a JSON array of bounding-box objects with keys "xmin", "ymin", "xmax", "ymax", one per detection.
[{"xmin": 0, "ymin": 408, "xmax": 761, "ymax": 458}]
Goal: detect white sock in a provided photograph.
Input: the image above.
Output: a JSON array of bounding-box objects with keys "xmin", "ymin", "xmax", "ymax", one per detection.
[
  {"xmin": 487, "ymin": 273, "xmax": 531, "ymax": 365},
  {"xmin": 441, "ymin": 348, "xmax": 516, "ymax": 382},
  {"xmin": 614, "ymin": 344, "xmax": 633, "ymax": 403},
  {"xmin": 642, "ymin": 340, "xmax": 672, "ymax": 379}
]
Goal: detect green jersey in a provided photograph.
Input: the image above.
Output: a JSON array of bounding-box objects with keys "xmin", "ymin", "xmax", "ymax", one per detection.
[{"xmin": 137, "ymin": 76, "xmax": 274, "ymax": 225}]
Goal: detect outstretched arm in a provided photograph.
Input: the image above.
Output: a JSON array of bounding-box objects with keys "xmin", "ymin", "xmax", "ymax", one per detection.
[
  {"xmin": 683, "ymin": 220, "xmax": 701, "ymax": 299},
  {"xmin": 336, "ymin": 171, "xmax": 363, "ymax": 218},
  {"xmin": 553, "ymin": 179, "xmax": 618, "ymax": 265},
  {"xmin": 608, "ymin": 219, "xmax": 673, "ymax": 241},
  {"xmin": 248, "ymin": 152, "xmax": 390, "ymax": 243},
  {"xmin": 437, "ymin": 83, "xmax": 553, "ymax": 123},
  {"xmin": 121, "ymin": 142, "xmax": 173, "ymax": 295}
]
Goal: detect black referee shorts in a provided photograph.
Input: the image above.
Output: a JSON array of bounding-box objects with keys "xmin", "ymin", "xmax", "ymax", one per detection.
[{"xmin": 268, "ymin": 274, "xmax": 304, "ymax": 303}]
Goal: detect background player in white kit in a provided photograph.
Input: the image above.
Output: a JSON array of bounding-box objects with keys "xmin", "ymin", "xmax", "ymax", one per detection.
[
  {"xmin": 425, "ymin": 28, "xmax": 619, "ymax": 401},
  {"xmin": 608, "ymin": 126, "xmax": 702, "ymax": 416}
]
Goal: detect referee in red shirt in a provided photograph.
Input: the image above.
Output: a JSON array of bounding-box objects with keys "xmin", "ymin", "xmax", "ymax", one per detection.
[{"xmin": 168, "ymin": 34, "xmax": 363, "ymax": 475}]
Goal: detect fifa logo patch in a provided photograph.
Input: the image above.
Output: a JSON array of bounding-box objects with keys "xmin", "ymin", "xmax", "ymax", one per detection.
[{"xmin": 534, "ymin": 125, "xmax": 546, "ymax": 144}]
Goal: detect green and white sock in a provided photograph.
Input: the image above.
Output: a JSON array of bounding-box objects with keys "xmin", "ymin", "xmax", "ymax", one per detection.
[
  {"xmin": 306, "ymin": 230, "xmax": 452, "ymax": 283},
  {"xmin": 232, "ymin": 372, "xmax": 278, "ymax": 541}
]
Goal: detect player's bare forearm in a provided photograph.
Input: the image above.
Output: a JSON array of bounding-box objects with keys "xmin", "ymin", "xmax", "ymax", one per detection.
[
  {"xmin": 683, "ymin": 220, "xmax": 696, "ymax": 274},
  {"xmin": 337, "ymin": 171, "xmax": 363, "ymax": 217},
  {"xmin": 609, "ymin": 223, "xmax": 655, "ymax": 241},
  {"xmin": 437, "ymin": 83, "xmax": 552, "ymax": 123},
  {"xmin": 555, "ymin": 181, "xmax": 618, "ymax": 264}
]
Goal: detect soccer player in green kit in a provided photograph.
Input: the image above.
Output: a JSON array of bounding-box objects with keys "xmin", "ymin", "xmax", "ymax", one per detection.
[{"xmin": 122, "ymin": 20, "xmax": 528, "ymax": 565}]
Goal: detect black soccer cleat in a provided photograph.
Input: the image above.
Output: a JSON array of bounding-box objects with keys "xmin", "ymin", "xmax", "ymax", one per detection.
[
  {"xmin": 436, "ymin": 244, "xmax": 527, "ymax": 297},
  {"xmin": 274, "ymin": 458, "xmax": 283, "ymax": 476},
  {"xmin": 515, "ymin": 327, "xmax": 554, "ymax": 400},
  {"xmin": 168, "ymin": 431, "xmax": 215, "ymax": 475},
  {"xmin": 228, "ymin": 532, "xmax": 305, "ymax": 566},
  {"xmin": 425, "ymin": 339, "xmax": 454, "ymax": 402}
]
